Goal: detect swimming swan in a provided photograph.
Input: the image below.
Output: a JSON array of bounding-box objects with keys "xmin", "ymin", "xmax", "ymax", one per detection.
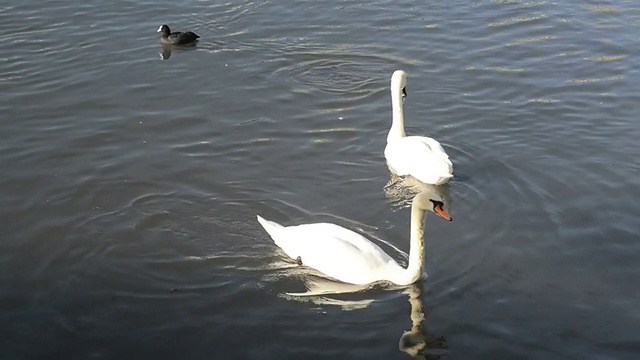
[
  {"xmin": 384, "ymin": 70, "xmax": 453, "ymax": 185},
  {"xmin": 257, "ymin": 192, "xmax": 452, "ymax": 286}
]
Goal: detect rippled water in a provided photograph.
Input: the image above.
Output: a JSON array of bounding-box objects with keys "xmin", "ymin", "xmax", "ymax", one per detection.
[{"xmin": 1, "ymin": 0, "xmax": 639, "ymax": 359}]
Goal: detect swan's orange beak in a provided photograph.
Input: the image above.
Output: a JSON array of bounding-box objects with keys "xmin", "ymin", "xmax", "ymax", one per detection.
[{"xmin": 434, "ymin": 203, "xmax": 452, "ymax": 221}]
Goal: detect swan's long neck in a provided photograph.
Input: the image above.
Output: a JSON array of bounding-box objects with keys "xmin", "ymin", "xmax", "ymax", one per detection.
[
  {"xmin": 387, "ymin": 80, "xmax": 406, "ymax": 142},
  {"xmin": 394, "ymin": 201, "xmax": 427, "ymax": 286}
]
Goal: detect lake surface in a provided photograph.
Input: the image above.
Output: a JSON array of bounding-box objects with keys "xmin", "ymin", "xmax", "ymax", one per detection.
[{"xmin": 1, "ymin": 0, "xmax": 639, "ymax": 359}]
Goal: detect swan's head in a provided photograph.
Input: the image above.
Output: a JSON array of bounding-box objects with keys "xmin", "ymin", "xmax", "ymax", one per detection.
[
  {"xmin": 429, "ymin": 199, "xmax": 452, "ymax": 221},
  {"xmin": 391, "ymin": 70, "xmax": 408, "ymax": 102},
  {"xmin": 413, "ymin": 191, "xmax": 452, "ymax": 221}
]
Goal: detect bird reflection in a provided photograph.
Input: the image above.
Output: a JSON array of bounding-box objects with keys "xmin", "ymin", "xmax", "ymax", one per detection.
[
  {"xmin": 158, "ymin": 43, "xmax": 198, "ymax": 60},
  {"xmin": 159, "ymin": 44, "xmax": 172, "ymax": 60},
  {"xmin": 384, "ymin": 173, "xmax": 452, "ymax": 214},
  {"xmin": 278, "ymin": 272, "xmax": 380, "ymax": 310},
  {"xmin": 399, "ymin": 283, "xmax": 449, "ymax": 359},
  {"xmin": 280, "ymin": 278, "xmax": 447, "ymax": 358}
]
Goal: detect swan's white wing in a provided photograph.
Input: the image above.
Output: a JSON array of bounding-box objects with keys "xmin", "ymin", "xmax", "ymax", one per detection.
[
  {"xmin": 384, "ymin": 136, "xmax": 453, "ymax": 185},
  {"xmin": 257, "ymin": 217, "xmax": 403, "ymax": 285}
]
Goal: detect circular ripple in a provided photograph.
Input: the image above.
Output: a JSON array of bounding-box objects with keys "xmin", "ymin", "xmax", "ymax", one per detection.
[{"xmin": 271, "ymin": 48, "xmax": 405, "ymax": 99}]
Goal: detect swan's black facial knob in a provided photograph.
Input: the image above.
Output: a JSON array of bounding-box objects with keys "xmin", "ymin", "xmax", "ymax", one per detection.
[{"xmin": 402, "ymin": 87, "xmax": 407, "ymax": 102}]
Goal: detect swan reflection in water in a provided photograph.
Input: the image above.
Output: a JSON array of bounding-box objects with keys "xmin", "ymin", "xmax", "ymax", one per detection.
[
  {"xmin": 399, "ymin": 283, "xmax": 449, "ymax": 359},
  {"xmin": 384, "ymin": 173, "xmax": 452, "ymax": 213},
  {"xmin": 279, "ymin": 276, "xmax": 448, "ymax": 358}
]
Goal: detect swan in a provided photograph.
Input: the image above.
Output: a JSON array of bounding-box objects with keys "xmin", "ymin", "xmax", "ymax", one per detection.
[
  {"xmin": 384, "ymin": 70, "xmax": 453, "ymax": 185},
  {"xmin": 256, "ymin": 192, "xmax": 452, "ymax": 286}
]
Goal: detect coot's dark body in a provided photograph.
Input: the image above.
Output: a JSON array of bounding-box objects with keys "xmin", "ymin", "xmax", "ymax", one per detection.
[{"xmin": 157, "ymin": 24, "xmax": 199, "ymax": 45}]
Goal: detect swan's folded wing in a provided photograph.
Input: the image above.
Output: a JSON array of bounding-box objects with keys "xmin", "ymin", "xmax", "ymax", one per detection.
[
  {"xmin": 385, "ymin": 136, "xmax": 453, "ymax": 183},
  {"xmin": 276, "ymin": 223, "xmax": 401, "ymax": 285}
]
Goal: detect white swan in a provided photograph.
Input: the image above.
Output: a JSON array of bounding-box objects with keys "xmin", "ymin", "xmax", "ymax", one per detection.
[
  {"xmin": 256, "ymin": 192, "xmax": 452, "ymax": 286},
  {"xmin": 384, "ymin": 70, "xmax": 453, "ymax": 185}
]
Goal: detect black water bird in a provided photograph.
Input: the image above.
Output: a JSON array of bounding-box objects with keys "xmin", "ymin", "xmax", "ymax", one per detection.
[{"xmin": 157, "ymin": 24, "xmax": 199, "ymax": 45}]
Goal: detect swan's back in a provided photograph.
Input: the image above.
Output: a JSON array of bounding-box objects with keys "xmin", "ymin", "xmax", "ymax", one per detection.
[
  {"xmin": 385, "ymin": 136, "xmax": 453, "ymax": 185},
  {"xmin": 256, "ymin": 215, "xmax": 404, "ymax": 285}
]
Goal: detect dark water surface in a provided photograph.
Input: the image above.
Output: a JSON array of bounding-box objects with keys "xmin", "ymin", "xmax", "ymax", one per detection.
[{"xmin": 1, "ymin": 1, "xmax": 639, "ymax": 359}]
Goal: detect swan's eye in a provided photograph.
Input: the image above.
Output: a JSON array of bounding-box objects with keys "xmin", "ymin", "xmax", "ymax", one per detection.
[{"xmin": 402, "ymin": 87, "xmax": 407, "ymax": 102}]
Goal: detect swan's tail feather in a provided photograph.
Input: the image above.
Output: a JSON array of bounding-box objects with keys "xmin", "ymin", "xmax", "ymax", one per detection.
[{"xmin": 256, "ymin": 215, "xmax": 284, "ymax": 239}]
